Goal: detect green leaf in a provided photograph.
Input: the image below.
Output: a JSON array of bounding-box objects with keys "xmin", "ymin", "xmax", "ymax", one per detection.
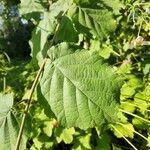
[
  {"xmin": 112, "ymin": 123, "xmax": 134, "ymax": 138},
  {"xmin": 134, "ymin": 85, "xmax": 150, "ymax": 114},
  {"xmin": 43, "ymin": 121, "xmax": 54, "ymax": 137},
  {"xmin": 74, "ymin": 0, "xmax": 122, "ymax": 15},
  {"xmin": 70, "ymin": 6, "xmax": 116, "ymax": 40},
  {"xmin": 143, "ymin": 64, "xmax": 150, "ymax": 76},
  {"xmin": 96, "ymin": 132, "xmax": 111, "ymax": 150},
  {"xmin": 49, "ymin": 0, "xmax": 73, "ymax": 17},
  {"xmin": 72, "ymin": 133, "xmax": 91, "ymax": 150},
  {"xmin": 120, "ymin": 102, "xmax": 135, "ymax": 113},
  {"xmin": 117, "ymin": 112, "xmax": 128, "ymax": 123},
  {"xmin": 55, "ymin": 127, "xmax": 75, "ymax": 144},
  {"xmin": 0, "ymin": 93, "xmax": 27, "ymax": 150},
  {"xmin": 117, "ymin": 63, "xmax": 132, "ymax": 75},
  {"xmin": 55, "ymin": 16, "xmax": 78, "ymax": 43},
  {"xmin": 120, "ymin": 83, "xmax": 135, "ymax": 100},
  {"xmin": 19, "ymin": 0, "xmax": 46, "ymax": 16},
  {"xmin": 120, "ymin": 77, "xmax": 142, "ymax": 100},
  {"xmin": 39, "ymin": 42, "xmax": 121, "ymax": 129},
  {"xmin": 29, "ymin": 0, "xmax": 73, "ymax": 66},
  {"xmin": 29, "ymin": 11, "xmax": 57, "ymax": 66},
  {"xmin": 69, "ymin": 0, "xmax": 122, "ymax": 40},
  {"xmin": 99, "ymin": 45, "xmax": 113, "ymax": 59},
  {"xmin": 132, "ymin": 118, "xmax": 149, "ymax": 130}
]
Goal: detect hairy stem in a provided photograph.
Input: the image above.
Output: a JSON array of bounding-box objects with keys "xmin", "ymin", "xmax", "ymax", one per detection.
[{"xmin": 15, "ymin": 58, "xmax": 47, "ymax": 150}]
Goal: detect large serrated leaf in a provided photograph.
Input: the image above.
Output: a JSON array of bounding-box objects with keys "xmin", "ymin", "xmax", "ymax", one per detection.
[
  {"xmin": 39, "ymin": 43, "xmax": 121, "ymax": 129},
  {"xmin": 0, "ymin": 93, "xmax": 27, "ymax": 150},
  {"xmin": 70, "ymin": 6, "xmax": 116, "ymax": 40},
  {"xmin": 74, "ymin": 0, "xmax": 122, "ymax": 15},
  {"xmin": 69, "ymin": 0, "xmax": 122, "ymax": 40}
]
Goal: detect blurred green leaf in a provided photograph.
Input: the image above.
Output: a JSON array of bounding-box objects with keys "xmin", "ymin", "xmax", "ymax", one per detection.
[
  {"xmin": 112, "ymin": 123, "xmax": 134, "ymax": 138},
  {"xmin": 55, "ymin": 127, "xmax": 75, "ymax": 144},
  {"xmin": 0, "ymin": 93, "xmax": 27, "ymax": 150}
]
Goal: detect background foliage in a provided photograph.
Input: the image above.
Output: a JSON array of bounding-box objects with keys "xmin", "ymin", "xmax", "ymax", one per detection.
[{"xmin": 0, "ymin": 0, "xmax": 150, "ymax": 149}]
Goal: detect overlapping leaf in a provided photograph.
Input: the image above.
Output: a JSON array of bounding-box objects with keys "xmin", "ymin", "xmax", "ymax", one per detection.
[
  {"xmin": 69, "ymin": 0, "xmax": 122, "ymax": 40},
  {"xmin": 39, "ymin": 43, "xmax": 121, "ymax": 129},
  {"xmin": 55, "ymin": 16, "xmax": 79, "ymax": 43},
  {"xmin": 74, "ymin": 0, "xmax": 122, "ymax": 14},
  {"xmin": 19, "ymin": 0, "xmax": 47, "ymax": 15},
  {"xmin": 112, "ymin": 123, "xmax": 134, "ymax": 138},
  {"xmin": 30, "ymin": 11, "xmax": 56, "ymax": 66},
  {"xmin": 0, "ymin": 93, "xmax": 27, "ymax": 150}
]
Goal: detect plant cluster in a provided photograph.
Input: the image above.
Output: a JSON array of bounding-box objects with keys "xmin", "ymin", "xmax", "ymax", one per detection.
[{"xmin": 0, "ymin": 0, "xmax": 150, "ymax": 150}]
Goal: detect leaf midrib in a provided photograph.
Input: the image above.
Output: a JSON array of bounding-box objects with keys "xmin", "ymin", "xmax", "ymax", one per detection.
[{"xmin": 51, "ymin": 61, "xmax": 114, "ymax": 122}]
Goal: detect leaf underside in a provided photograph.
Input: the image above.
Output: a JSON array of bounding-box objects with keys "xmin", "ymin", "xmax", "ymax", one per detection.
[{"xmin": 39, "ymin": 43, "xmax": 121, "ymax": 129}]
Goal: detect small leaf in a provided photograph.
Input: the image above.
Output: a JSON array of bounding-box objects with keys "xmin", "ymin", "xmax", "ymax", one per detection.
[
  {"xmin": 132, "ymin": 118, "xmax": 149, "ymax": 130},
  {"xmin": 121, "ymin": 83, "xmax": 135, "ymax": 100},
  {"xmin": 134, "ymin": 85, "xmax": 150, "ymax": 114},
  {"xmin": 55, "ymin": 127, "xmax": 75, "ymax": 144},
  {"xmin": 99, "ymin": 45, "xmax": 113, "ymax": 59},
  {"xmin": 117, "ymin": 112, "xmax": 128, "ymax": 123},
  {"xmin": 117, "ymin": 63, "xmax": 132, "ymax": 75},
  {"xmin": 120, "ymin": 102, "xmax": 135, "ymax": 113},
  {"xmin": 43, "ymin": 121, "xmax": 53, "ymax": 137},
  {"xmin": 112, "ymin": 123, "xmax": 134, "ymax": 138},
  {"xmin": 72, "ymin": 133, "xmax": 91, "ymax": 150},
  {"xmin": 120, "ymin": 77, "xmax": 142, "ymax": 100}
]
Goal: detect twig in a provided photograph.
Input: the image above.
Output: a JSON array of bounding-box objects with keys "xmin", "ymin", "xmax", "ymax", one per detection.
[
  {"xmin": 15, "ymin": 58, "xmax": 47, "ymax": 150},
  {"xmin": 15, "ymin": 6, "xmax": 71, "ymax": 150}
]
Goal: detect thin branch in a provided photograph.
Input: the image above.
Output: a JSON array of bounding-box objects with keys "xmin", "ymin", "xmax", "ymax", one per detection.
[
  {"xmin": 111, "ymin": 125, "xmax": 138, "ymax": 150},
  {"xmin": 117, "ymin": 122, "xmax": 150, "ymax": 143},
  {"xmin": 14, "ymin": 6, "xmax": 71, "ymax": 149},
  {"xmin": 15, "ymin": 58, "xmax": 47, "ymax": 150},
  {"xmin": 119, "ymin": 109, "xmax": 150, "ymax": 124}
]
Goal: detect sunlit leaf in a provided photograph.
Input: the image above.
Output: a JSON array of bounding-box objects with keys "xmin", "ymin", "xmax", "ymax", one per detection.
[
  {"xmin": 112, "ymin": 123, "xmax": 134, "ymax": 138},
  {"xmin": 55, "ymin": 127, "xmax": 75, "ymax": 144},
  {"xmin": 72, "ymin": 133, "xmax": 91, "ymax": 150},
  {"xmin": 39, "ymin": 42, "xmax": 122, "ymax": 129},
  {"xmin": 134, "ymin": 85, "xmax": 150, "ymax": 114}
]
